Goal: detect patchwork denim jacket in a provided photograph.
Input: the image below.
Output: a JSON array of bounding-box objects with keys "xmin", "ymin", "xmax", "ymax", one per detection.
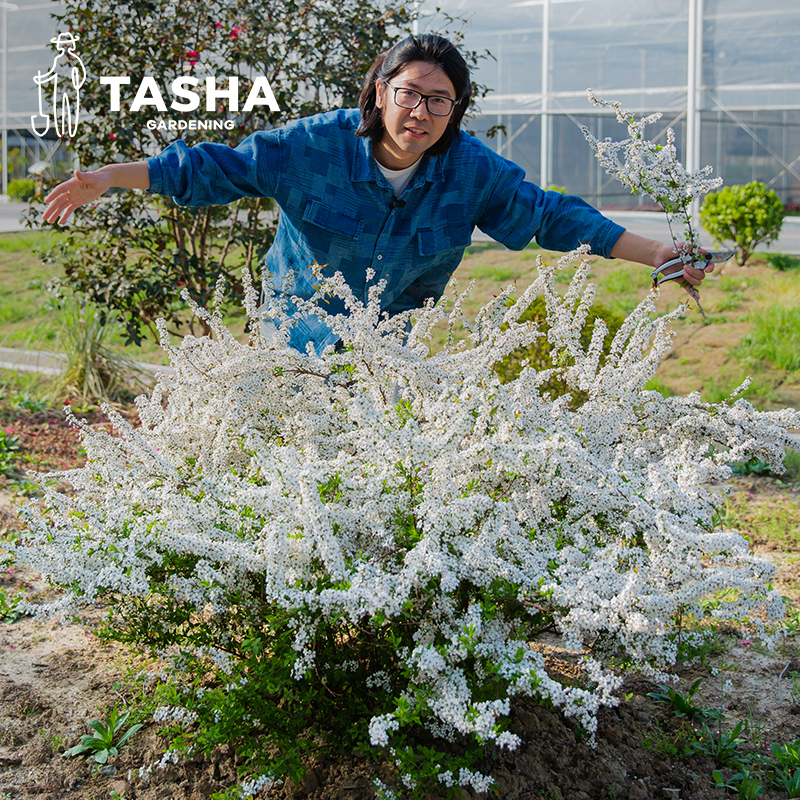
[{"xmin": 147, "ymin": 108, "xmax": 625, "ymax": 354}]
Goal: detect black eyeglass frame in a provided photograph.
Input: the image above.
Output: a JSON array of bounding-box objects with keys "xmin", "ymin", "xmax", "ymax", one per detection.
[{"xmin": 384, "ymin": 83, "xmax": 457, "ymax": 117}]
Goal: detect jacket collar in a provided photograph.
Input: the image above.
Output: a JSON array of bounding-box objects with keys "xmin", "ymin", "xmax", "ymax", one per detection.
[{"xmin": 351, "ymin": 128, "xmax": 445, "ymax": 186}]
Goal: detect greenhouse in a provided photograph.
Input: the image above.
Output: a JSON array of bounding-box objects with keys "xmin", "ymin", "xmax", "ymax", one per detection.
[
  {"xmin": 2, "ymin": 0, "xmax": 799, "ymax": 207},
  {"xmin": 418, "ymin": 0, "xmax": 800, "ymax": 208}
]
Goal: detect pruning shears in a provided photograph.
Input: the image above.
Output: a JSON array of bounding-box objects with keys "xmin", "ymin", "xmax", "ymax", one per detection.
[{"xmin": 650, "ymin": 250, "xmax": 736, "ymax": 287}]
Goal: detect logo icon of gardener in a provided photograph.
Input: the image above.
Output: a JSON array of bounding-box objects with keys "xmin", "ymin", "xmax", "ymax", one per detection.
[{"xmin": 32, "ymin": 32, "xmax": 87, "ymax": 138}]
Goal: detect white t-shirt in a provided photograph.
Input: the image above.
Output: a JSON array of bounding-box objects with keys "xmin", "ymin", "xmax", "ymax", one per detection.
[{"xmin": 376, "ymin": 159, "xmax": 422, "ymax": 197}]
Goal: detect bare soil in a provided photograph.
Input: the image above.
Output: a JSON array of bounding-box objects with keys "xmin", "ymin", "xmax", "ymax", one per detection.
[{"xmin": 1, "ymin": 405, "xmax": 799, "ymax": 800}]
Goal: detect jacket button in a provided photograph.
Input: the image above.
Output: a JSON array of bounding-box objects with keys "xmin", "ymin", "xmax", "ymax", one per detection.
[{"xmin": 377, "ymin": 254, "xmax": 383, "ymax": 260}]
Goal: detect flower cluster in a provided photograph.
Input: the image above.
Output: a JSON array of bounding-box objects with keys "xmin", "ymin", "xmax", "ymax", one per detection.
[
  {"xmin": 14, "ymin": 246, "xmax": 798, "ymax": 793},
  {"xmin": 582, "ymin": 91, "xmax": 723, "ymax": 256}
]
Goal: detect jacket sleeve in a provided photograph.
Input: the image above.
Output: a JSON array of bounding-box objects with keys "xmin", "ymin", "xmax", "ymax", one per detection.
[
  {"xmin": 146, "ymin": 129, "xmax": 282, "ymax": 206},
  {"xmin": 474, "ymin": 144, "xmax": 625, "ymax": 258}
]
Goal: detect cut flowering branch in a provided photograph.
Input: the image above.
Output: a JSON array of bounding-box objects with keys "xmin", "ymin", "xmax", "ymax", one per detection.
[
  {"xmin": 13, "ymin": 251, "xmax": 800, "ymax": 796},
  {"xmin": 582, "ymin": 91, "xmax": 724, "ymax": 317}
]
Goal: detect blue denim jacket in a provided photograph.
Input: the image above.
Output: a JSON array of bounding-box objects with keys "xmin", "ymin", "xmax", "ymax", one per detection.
[{"xmin": 147, "ymin": 108, "xmax": 625, "ymax": 353}]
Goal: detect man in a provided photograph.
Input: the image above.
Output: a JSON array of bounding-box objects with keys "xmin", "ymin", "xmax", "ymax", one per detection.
[{"xmin": 43, "ymin": 34, "xmax": 709, "ymax": 354}]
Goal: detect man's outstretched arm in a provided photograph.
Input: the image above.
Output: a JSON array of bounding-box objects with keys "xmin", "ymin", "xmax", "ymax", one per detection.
[
  {"xmin": 610, "ymin": 230, "xmax": 711, "ymax": 287},
  {"xmin": 43, "ymin": 162, "xmax": 151, "ymax": 225}
]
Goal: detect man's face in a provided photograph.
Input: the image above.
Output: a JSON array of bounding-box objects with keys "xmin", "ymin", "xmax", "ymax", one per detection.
[{"xmin": 374, "ymin": 61, "xmax": 457, "ymax": 171}]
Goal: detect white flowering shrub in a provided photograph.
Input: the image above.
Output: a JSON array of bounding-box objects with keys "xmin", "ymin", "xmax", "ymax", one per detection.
[{"xmin": 14, "ymin": 249, "xmax": 799, "ymax": 796}]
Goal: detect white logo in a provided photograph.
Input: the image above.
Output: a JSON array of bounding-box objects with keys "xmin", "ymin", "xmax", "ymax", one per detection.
[{"xmin": 32, "ymin": 31, "xmax": 87, "ymax": 138}]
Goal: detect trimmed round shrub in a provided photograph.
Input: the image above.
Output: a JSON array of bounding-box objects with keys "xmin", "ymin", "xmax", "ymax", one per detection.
[
  {"xmin": 700, "ymin": 182, "xmax": 785, "ymax": 266},
  {"xmin": 6, "ymin": 178, "xmax": 37, "ymax": 203}
]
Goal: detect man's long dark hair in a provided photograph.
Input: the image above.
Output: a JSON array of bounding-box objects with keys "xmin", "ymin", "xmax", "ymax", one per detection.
[{"xmin": 357, "ymin": 34, "xmax": 471, "ymax": 157}]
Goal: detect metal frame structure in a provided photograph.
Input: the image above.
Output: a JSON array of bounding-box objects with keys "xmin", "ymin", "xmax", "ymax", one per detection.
[{"xmin": 422, "ymin": 0, "xmax": 800, "ymax": 207}]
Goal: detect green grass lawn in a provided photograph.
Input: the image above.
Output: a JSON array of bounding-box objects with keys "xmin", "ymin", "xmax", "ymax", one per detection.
[{"xmin": 0, "ymin": 229, "xmax": 249, "ymax": 366}]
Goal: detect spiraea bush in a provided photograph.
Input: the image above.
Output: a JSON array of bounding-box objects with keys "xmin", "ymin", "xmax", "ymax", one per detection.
[{"xmin": 14, "ymin": 251, "xmax": 800, "ymax": 798}]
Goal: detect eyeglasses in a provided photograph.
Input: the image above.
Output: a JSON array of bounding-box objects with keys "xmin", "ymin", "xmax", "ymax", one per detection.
[{"xmin": 385, "ymin": 84, "xmax": 457, "ymax": 117}]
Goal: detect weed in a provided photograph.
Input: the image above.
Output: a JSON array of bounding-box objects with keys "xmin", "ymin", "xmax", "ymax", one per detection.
[
  {"xmin": 39, "ymin": 728, "xmax": 65, "ymax": 752},
  {"xmin": 0, "ymin": 587, "xmax": 23, "ymax": 623},
  {"xmin": 648, "ymin": 678, "xmax": 719, "ymax": 723},
  {"xmin": 50, "ymin": 302, "xmax": 147, "ymax": 404},
  {"xmin": 713, "ymin": 769, "xmax": 766, "ymax": 799},
  {"xmin": 743, "ymin": 703, "xmax": 768, "ymax": 751},
  {"xmin": 642, "ymin": 726, "xmax": 696, "ymax": 758},
  {"xmin": 772, "ymin": 766, "xmax": 800, "ymax": 796},
  {"xmin": 690, "ymin": 720, "xmax": 748, "ymax": 766},
  {"xmin": 769, "ymin": 739, "xmax": 800, "ymax": 770},
  {"xmin": 0, "ymin": 427, "xmax": 21, "ymax": 477},
  {"xmin": 674, "ymin": 629, "xmax": 726, "ymax": 666},
  {"xmin": 63, "ymin": 706, "xmax": 142, "ymax": 764},
  {"xmin": 731, "ymin": 456, "xmax": 773, "ymax": 476}
]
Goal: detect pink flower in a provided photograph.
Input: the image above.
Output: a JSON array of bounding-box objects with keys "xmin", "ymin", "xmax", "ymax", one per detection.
[
  {"xmin": 741, "ymin": 640, "xmax": 751, "ymax": 645},
  {"xmin": 216, "ymin": 22, "xmax": 222, "ymax": 27},
  {"xmin": 110, "ymin": 133, "xmax": 116, "ymax": 140},
  {"xmin": 229, "ymin": 26, "xmax": 240, "ymax": 39}
]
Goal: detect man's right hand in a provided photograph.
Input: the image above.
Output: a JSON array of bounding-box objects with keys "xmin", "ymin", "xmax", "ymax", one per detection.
[{"xmin": 43, "ymin": 168, "xmax": 112, "ymax": 225}]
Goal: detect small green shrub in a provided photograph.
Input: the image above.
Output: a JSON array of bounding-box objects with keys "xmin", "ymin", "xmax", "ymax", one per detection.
[
  {"xmin": 700, "ymin": 182, "xmax": 785, "ymax": 266},
  {"xmin": 6, "ymin": 178, "xmax": 37, "ymax": 203},
  {"xmin": 765, "ymin": 252, "xmax": 800, "ymax": 271}
]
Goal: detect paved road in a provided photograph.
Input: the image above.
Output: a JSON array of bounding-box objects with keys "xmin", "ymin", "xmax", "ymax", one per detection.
[
  {"xmin": 473, "ymin": 209, "xmax": 800, "ymax": 254},
  {"xmin": 3, "ymin": 200, "xmax": 800, "ymax": 253},
  {"xmin": 0, "ymin": 345, "xmax": 173, "ymax": 378}
]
